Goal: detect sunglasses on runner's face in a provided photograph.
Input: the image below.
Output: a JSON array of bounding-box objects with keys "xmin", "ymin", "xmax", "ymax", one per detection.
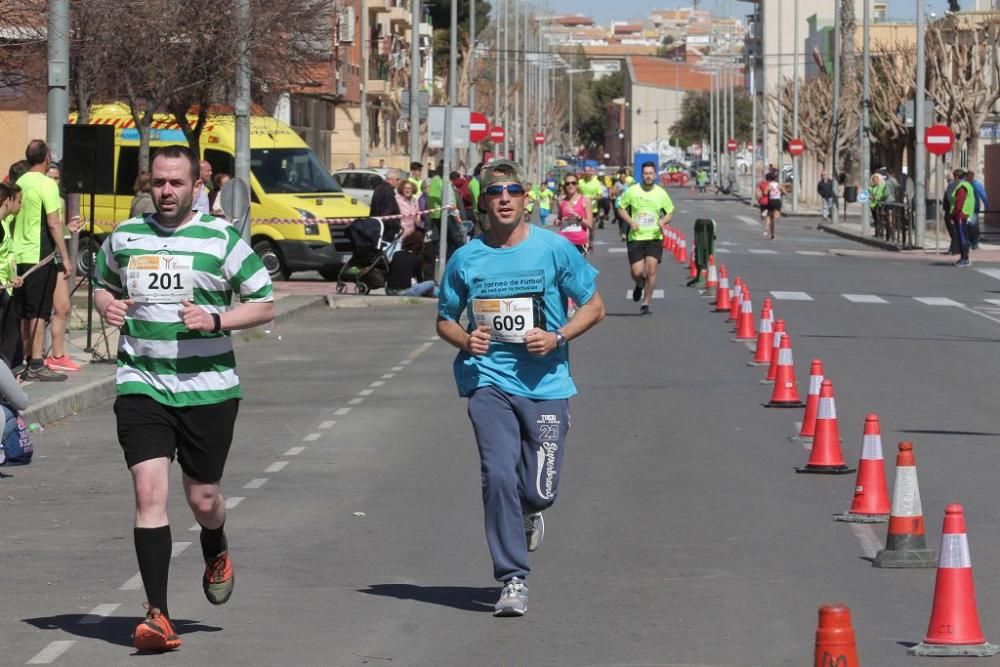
[
  {"xmin": 483, "ymin": 183, "xmax": 526, "ymax": 196},
  {"xmin": 565, "ymin": 180, "xmax": 578, "ymax": 185}
]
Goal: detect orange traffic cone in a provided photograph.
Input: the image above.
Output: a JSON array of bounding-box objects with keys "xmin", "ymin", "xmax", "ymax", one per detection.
[
  {"xmin": 794, "ymin": 359, "xmax": 825, "ymax": 441},
  {"xmin": 728, "ymin": 278, "xmax": 743, "ymax": 321},
  {"xmin": 814, "ymin": 604, "xmax": 860, "ymax": 667},
  {"xmin": 873, "ymin": 442, "xmax": 937, "ymax": 568},
  {"xmin": 767, "ymin": 334, "xmax": 807, "ymax": 409},
  {"xmin": 760, "ymin": 319, "xmax": 785, "ymax": 385},
  {"xmin": 663, "ymin": 227, "xmax": 675, "ymax": 252},
  {"xmin": 909, "ymin": 504, "xmax": 1000, "ymax": 657},
  {"xmin": 714, "ymin": 267, "xmax": 731, "ymax": 312},
  {"xmin": 676, "ymin": 235, "xmax": 688, "ymax": 264},
  {"xmin": 688, "ymin": 256, "xmax": 698, "ymax": 279},
  {"xmin": 795, "ymin": 379, "xmax": 853, "ymax": 472},
  {"xmin": 705, "ymin": 256, "xmax": 718, "ymax": 289},
  {"xmin": 733, "ymin": 288, "xmax": 755, "ymax": 340},
  {"xmin": 834, "ymin": 414, "xmax": 890, "ymax": 523},
  {"xmin": 749, "ymin": 299, "xmax": 773, "ymax": 366}
]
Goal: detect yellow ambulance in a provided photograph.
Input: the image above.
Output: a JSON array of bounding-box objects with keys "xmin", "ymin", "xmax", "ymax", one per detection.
[{"xmin": 73, "ymin": 103, "xmax": 368, "ymax": 280}]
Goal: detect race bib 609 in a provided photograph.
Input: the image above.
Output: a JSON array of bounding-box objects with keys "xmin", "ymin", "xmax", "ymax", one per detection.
[{"xmin": 473, "ymin": 297, "xmax": 535, "ymax": 343}]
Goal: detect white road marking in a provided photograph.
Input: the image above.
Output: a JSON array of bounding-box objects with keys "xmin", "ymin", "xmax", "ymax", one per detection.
[
  {"xmin": 319, "ymin": 420, "xmax": 337, "ymax": 429},
  {"xmin": 842, "ymin": 294, "xmax": 888, "ymax": 304},
  {"xmin": 406, "ymin": 343, "xmax": 432, "ymax": 360},
  {"xmin": 984, "ymin": 299, "xmax": 1000, "ymax": 307},
  {"xmin": 609, "ymin": 247, "xmax": 627, "ymax": 253},
  {"xmin": 334, "ymin": 407, "xmax": 352, "ymax": 416},
  {"xmin": 265, "ymin": 461, "xmax": 288, "ymax": 473},
  {"xmin": 119, "ymin": 573, "xmax": 144, "ymax": 591},
  {"xmin": 624, "ymin": 289, "xmax": 665, "ymax": 300},
  {"xmin": 189, "ymin": 523, "xmax": 201, "ymax": 532},
  {"xmin": 26, "ymin": 641, "xmax": 76, "ymax": 664},
  {"xmin": 171, "ymin": 541, "xmax": 192, "ymax": 557},
  {"xmin": 78, "ymin": 603, "xmax": 120, "ymax": 624},
  {"xmin": 714, "ymin": 247, "xmax": 731, "ymax": 253},
  {"xmin": 225, "ymin": 497, "xmax": 244, "ymax": 510},
  {"xmin": 391, "ymin": 366, "xmax": 405, "ymax": 371},
  {"xmin": 302, "ymin": 433, "xmax": 321, "ymax": 442},
  {"xmin": 284, "ymin": 446, "xmax": 306, "ymax": 456},
  {"xmin": 427, "ymin": 335, "xmax": 438, "ymax": 341},
  {"xmin": 381, "ymin": 373, "xmax": 395, "ymax": 379},
  {"xmin": 850, "ymin": 523, "xmax": 883, "ymax": 559},
  {"xmin": 796, "ymin": 250, "xmax": 826, "ymax": 256},
  {"xmin": 370, "ymin": 380, "xmax": 385, "ymax": 387},
  {"xmin": 738, "ymin": 215, "xmax": 761, "ymax": 227},
  {"xmin": 358, "ymin": 389, "xmax": 374, "ymax": 396},
  {"xmin": 914, "ymin": 297, "xmax": 961, "ymax": 306},
  {"xmin": 770, "ymin": 291, "xmax": 814, "ymax": 301},
  {"xmin": 399, "ymin": 360, "xmax": 412, "ymax": 365},
  {"xmin": 349, "ymin": 397, "xmax": 364, "ymax": 405},
  {"xmin": 974, "ymin": 267, "xmax": 1000, "ymax": 281},
  {"xmin": 747, "ymin": 249, "xmax": 778, "ymax": 255},
  {"xmin": 244, "ymin": 478, "xmax": 268, "ymax": 489}
]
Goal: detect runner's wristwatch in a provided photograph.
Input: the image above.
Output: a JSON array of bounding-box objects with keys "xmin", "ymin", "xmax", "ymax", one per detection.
[
  {"xmin": 211, "ymin": 313, "xmax": 222, "ymax": 333},
  {"xmin": 555, "ymin": 330, "xmax": 567, "ymax": 347}
]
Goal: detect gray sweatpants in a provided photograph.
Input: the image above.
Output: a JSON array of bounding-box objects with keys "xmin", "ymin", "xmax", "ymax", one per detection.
[{"xmin": 467, "ymin": 385, "xmax": 569, "ymax": 583}]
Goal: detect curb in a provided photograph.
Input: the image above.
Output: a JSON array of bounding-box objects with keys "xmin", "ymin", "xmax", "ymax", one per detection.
[
  {"xmin": 817, "ymin": 224, "xmax": 902, "ymax": 252},
  {"xmin": 325, "ymin": 294, "xmax": 436, "ymax": 308},
  {"xmin": 22, "ymin": 295, "xmax": 328, "ymax": 427}
]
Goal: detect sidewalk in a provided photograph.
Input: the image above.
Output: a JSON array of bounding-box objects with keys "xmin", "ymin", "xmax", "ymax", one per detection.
[{"xmin": 20, "ymin": 291, "xmax": 430, "ymax": 427}]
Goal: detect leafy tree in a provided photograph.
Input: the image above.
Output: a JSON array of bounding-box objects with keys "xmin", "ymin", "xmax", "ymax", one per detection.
[
  {"xmin": 574, "ymin": 71, "xmax": 625, "ymax": 151},
  {"xmin": 669, "ymin": 89, "xmax": 753, "ymax": 148}
]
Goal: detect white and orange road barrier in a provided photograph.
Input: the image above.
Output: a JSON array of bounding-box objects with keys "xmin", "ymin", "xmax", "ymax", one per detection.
[
  {"xmin": 834, "ymin": 413, "xmax": 890, "ymax": 522},
  {"xmin": 749, "ymin": 299, "xmax": 773, "ymax": 365},
  {"xmin": 909, "ymin": 504, "xmax": 1000, "ymax": 657},
  {"xmin": 873, "ymin": 441, "xmax": 938, "ymax": 568},
  {"xmin": 813, "ymin": 603, "xmax": 860, "ymax": 667},
  {"xmin": 761, "ymin": 319, "xmax": 785, "ymax": 385},
  {"xmin": 795, "ymin": 379, "xmax": 853, "ymax": 472},
  {"xmin": 676, "ymin": 235, "xmax": 688, "ymax": 264},
  {"xmin": 714, "ymin": 266, "xmax": 731, "ymax": 312},
  {"xmin": 728, "ymin": 277, "xmax": 743, "ymax": 321},
  {"xmin": 767, "ymin": 334, "xmax": 807, "ymax": 409},
  {"xmin": 794, "ymin": 359, "xmax": 825, "ymax": 441},
  {"xmin": 705, "ymin": 255, "xmax": 718, "ymax": 289},
  {"xmin": 733, "ymin": 287, "xmax": 756, "ymax": 341}
]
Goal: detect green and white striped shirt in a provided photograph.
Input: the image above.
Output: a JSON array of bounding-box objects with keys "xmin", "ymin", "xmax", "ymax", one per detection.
[{"xmin": 94, "ymin": 213, "xmax": 273, "ymax": 407}]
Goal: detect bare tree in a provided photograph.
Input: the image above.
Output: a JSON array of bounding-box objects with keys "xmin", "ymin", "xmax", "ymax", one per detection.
[{"xmin": 868, "ymin": 41, "xmax": 916, "ymax": 173}]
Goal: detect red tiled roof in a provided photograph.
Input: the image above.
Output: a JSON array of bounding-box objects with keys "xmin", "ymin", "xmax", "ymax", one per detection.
[{"xmin": 629, "ymin": 56, "xmax": 731, "ymax": 91}]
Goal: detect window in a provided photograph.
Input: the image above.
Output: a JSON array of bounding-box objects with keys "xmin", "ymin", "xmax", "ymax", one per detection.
[
  {"xmin": 250, "ymin": 148, "xmax": 343, "ymax": 194},
  {"xmin": 204, "ymin": 149, "xmax": 234, "ymax": 181}
]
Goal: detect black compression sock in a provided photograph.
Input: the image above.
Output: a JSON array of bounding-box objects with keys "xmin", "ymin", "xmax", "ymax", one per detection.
[
  {"xmin": 199, "ymin": 523, "xmax": 227, "ymax": 561},
  {"xmin": 134, "ymin": 525, "xmax": 172, "ymax": 618}
]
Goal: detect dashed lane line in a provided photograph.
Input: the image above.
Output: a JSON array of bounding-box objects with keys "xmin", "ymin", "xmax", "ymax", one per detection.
[
  {"xmin": 224, "ymin": 497, "xmax": 245, "ymax": 510},
  {"xmin": 334, "ymin": 407, "xmax": 352, "ymax": 416},
  {"xmin": 319, "ymin": 420, "xmax": 337, "ymax": 429},
  {"xmin": 119, "ymin": 542, "xmax": 190, "ymax": 591},
  {"xmin": 244, "ymin": 478, "xmax": 268, "ymax": 489},
  {"xmin": 264, "ymin": 461, "xmax": 288, "ymax": 473},
  {"xmin": 770, "ymin": 291, "xmax": 814, "ymax": 301},
  {"xmin": 77, "ymin": 603, "xmax": 121, "ymax": 625},
  {"xmin": 609, "ymin": 247, "xmax": 627, "ymax": 253},
  {"xmin": 349, "ymin": 397, "xmax": 364, "ymax": 405},
  {"xmin": 370, "ymin": 381, "xmax": 385, "ymax": 387},
  {"xmin": 714, "ymin": 247, "xmax": 731, "ymax": 253},
  {"xmin": 850, "ymin": 523, "xmax": 883, "ymax": 559},
  {"xmin": 624, "ymin": 289, "xmax": 665, "ymax": 300},
  {"xmin": 302, "ymin": 433, "xmax": 322, "ymax": 442},
  {"xmin": 26, "ymin": 640, "xmax": 76, "ymax": 665},
  {"xmin": 358, "ymin": 389, "xmax": 374, "ymax": 396},
  {"xmin": 747, "ymin": 249, "xmax": 778, "ymax": 255},
  {"xmin": 738, "ymin": 215, "xmax": 761, "ymax": 227},
  {"xmin": 380, "ymin": 374, "xmax": 395, "ymax": 380},
  {"xmin": 842, "ymin": 294, "xmax": 889, "ymax": 304},
  {"xmin": 796, "ymin": 250, "xmax": 826, "ymax": 256},
  {"xmin": 284, "ymin": 446, "xmax": 306, "ymax": 456},
  {"xmin": 913, "ymin": 297, "xmax": 962, "ymax": 307},
  {"xmin": 391, "ymin": 366, "xmax": 405, "ymax": 371},
  {"xmin": 974, "ymin": 267, "xmax": 1000, "ymax": 281},
  {"xmin": 405, "ymin": 343, "xmax": 433, "ymax": 360}
]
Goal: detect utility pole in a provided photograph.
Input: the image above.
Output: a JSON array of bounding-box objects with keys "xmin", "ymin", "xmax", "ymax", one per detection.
[
  {"xmin": 776, "ymin": 1, "xmax": 784, "ymax": 194},
  {"xmin": 513, "ymin": 0, "xmax": 519, "ymax": 162},
  {"xmin": 468, "ymin": 0, "xmax": 476, "ymax": 168},
  {"xmin": 710, "ymin": 71, "xmax": 716, "ymax": 184},
  {"xmin": 235, "ymin": 0, "xmax": 252, "ymax": 242},
  {"xmin": 410, "ymin": 0, "xmax": 422, "ymax": 163},
  {"xmin": 860, "ymin": 0, "xmax": 871, "ymax": 235},
  {"xmin": 914, "ymin": 0, "xmax": 927, "ymax": 247},
  {"xmin": 46, "ymin": 0, "xmax": 69, "ymax": 162},
  {"xmin": 494, "ymin": 0, "xmax": 500, "ymax": 142},
  {"xmin": 831, "ymin": 0, "xmax": 842, "ymax": 225},
  {"xmin": 360, "ymin": 0, "xmax": 369, "ymax": 168},
  {"xmin": 522, "ymin": 4, "xmax": 529, "ymax": 170},
  {"xmin": 503, "ymin": 0, "xmax": 509, "ymax": 157},
  {"xmin": 438, "ymin": 0, "xmax": 457, "ymax": 280},
  {"xmin": 751, "ymin": 67, "xmax": 757, "ymax": 190},
  {"xmin": 792, "ymin": 0, "xmax": 800, "ymax": 214}
]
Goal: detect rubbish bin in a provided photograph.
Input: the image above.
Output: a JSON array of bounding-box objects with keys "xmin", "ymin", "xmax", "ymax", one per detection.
[
  {"xmin": 843, "ymin": 185, "xmax": 859, "ymax": 203},
  {"xmin": 693, "ymin": 218, "xmax": 717, "ymax": 271}
]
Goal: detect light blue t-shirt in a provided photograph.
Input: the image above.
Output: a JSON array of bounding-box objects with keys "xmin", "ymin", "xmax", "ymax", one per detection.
[{"xmin": 438, "ymin": 225, "xmax": 599, "ymax": 400}]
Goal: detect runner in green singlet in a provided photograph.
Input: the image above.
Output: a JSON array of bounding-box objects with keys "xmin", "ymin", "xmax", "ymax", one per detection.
[{"xmin": 616, "ymin": 161, "xmax": 675, "ymax": 315}]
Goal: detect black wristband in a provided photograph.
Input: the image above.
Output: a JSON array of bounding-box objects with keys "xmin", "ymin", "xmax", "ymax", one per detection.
[{"xmin": 211, "ymin": 312, "xmax": 222, "ymax": 333}]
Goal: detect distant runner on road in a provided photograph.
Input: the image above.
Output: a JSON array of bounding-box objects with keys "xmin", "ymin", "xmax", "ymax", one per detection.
[
  {"xmin": 616, "ymin": 161, "xmax": 675, "ymax": 315},
  {"xmin": 437, "ymin": 159, "xmax": 605, "ymax": 617},
  {"xmin": 94, "ymin": 145, "xmax": 275, "ymax": 652}
]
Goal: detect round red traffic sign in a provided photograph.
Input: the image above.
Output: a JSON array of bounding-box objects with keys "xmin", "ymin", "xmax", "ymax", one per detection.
[
  {"xmin": 726, "ymin": 139, "xmax": 737, "ymax": 152},
  {"xmin": 788, "ymin": 138, "xmax": 805, "ymax": 156},
  {"xmin": 469, "ymin": 112, "xmax": 489, "ymax": 143},
  {"xmin": 925, "ymin": 124, "xmax": 955, "ymax": 156},
  {"xmin": 489, "ymin": 125, "xmax": 505, "ymax": 144},
  {"xmin": 534, "ymin": 132, "xmax": 545, "ymax": 145}
]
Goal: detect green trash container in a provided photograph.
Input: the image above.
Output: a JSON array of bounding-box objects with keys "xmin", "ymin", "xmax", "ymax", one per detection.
[{"xmin": 693, "ymin": 218, "xmax": 717, "ymax": 272}]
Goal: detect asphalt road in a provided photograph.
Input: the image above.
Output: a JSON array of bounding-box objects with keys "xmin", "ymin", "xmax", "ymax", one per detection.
[{"xmin": 5, "ymin": 189, "xmax": 1000, "ymax": 666}]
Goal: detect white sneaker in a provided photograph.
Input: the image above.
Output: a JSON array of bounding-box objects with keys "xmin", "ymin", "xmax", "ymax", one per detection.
[
  {"xmin": 494, "ymin": 577, "xmax": 528, "ymax": 617},
  {"xmin": 524, "ymin": 512, "xmax": 544, "ymax": 552}
]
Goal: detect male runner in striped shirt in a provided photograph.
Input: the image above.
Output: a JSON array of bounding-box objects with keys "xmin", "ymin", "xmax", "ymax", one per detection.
[{"xmin": 94, "ymin": 145, "xmax": 275, "ymax": 652}]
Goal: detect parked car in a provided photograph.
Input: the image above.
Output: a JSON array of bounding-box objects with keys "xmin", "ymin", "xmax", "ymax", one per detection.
[{"xmin": 332, "ymin": 168, "xmax": 409, "ymax": 206}]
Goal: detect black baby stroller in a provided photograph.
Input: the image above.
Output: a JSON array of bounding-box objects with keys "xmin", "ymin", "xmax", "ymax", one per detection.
[{"xmin": 336, "ymin": 217, "xmax": 402, "ymax": 294}]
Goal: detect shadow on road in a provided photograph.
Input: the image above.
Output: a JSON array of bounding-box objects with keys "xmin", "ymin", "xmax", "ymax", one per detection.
[
  {"xmin": 898, "ymin": 429, "xmax": 1000, "ymax": 437},
  {"xmin": 358, "ymin": 584, "xmax": 495, "ymax": 613},
  {"xmin": 23, "ymin": 614, "xmax": 222, "ymax": 647}
]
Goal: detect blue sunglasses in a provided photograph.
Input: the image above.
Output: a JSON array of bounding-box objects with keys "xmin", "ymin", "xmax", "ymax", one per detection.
[{"xmin": 483, "ymin": 183, "xmax": 526, "ymax": 197}]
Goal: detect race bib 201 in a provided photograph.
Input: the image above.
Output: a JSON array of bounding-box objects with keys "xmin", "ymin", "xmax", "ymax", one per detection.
[{"xmin": 126, "ymin": 254, "xmax": 194, "ymax": 304}]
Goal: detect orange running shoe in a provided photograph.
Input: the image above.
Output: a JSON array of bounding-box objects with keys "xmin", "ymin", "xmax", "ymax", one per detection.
[
  {"xmin": 45, "ymin": 355, "xmax": 81, "ymax": 372},
  {"xmin": 132, "ymin": 607, "xmax": 182, "ymax": 652},
  {"xmin": 203, "ymin": 550, "xmax": 234, "ymax": 605}
]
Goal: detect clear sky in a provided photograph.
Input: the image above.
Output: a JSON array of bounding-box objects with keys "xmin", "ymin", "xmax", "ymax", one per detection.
[{"xmin": 548, "ymin": 0, "xmax": 955, "ymax": 28}]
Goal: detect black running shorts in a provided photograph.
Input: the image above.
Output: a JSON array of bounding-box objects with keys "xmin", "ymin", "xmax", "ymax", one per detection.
[
  {"xmin": 114, "ymin": 395, "xmax": 240, "ymax": 483},
  {"xmin": 15, "ymin": 262, "xmax": 57, "ymax": 320},
  {"xmin": 626, "ymin": 239, "xmax": 664, "ymax": 265}
]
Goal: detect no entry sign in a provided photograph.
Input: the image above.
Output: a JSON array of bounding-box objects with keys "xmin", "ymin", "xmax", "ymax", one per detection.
[
  {"xmin": 469, "ymin": 112, "xmax": 489, "ymax": 142},
  {"xmin": 534, "ymin": 132, "xmax": 545, "ymax": 145},
  {"xmin": 726, "ymin": 139, "xmax": 737, "ymax": 152},
  {"xmin": 489, "ymin": 126, "xmax": 505, "ymax": 144},
  {"xmin": 925, "ymin": 124, "xmax": 955, "ymax": 156},
  {"xmin": 788, "ymin": 138, "xmax": 805, "ymax": 156}
]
